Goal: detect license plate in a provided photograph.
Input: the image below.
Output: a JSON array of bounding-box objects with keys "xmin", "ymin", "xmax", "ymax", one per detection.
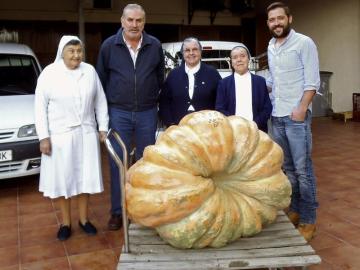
[{"xmin": 0, "ymin": 150, "xmax": 12, "ymax": 162}]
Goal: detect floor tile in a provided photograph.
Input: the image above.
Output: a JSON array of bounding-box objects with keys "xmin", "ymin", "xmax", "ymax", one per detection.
[
  {"xmin": 19, "ymin": 201, "xmax": 53, "ymax": 216},
  {"xmin": 319, "ymin": 221, "xmax": 360, "ymax": 246},
  {"xmin": 91, "ymin": 204, "xmax": 110, "ymax": 217},
  {"xmin": 316, "ymin": 244, "xmax": 360, "ymax": 269},
  {"xmin": 0, "ymin": 217, "xmax": 18, "ymax": 238},
  {"xmin": 20, "ymin": 242, "xmax": 66, "ymax": 264},
  {"xmin": 0, "ymin": 265, "xmax": 19, "ymax": 270},
  {"xmin": 339, "ymin": 233, "xmax": 360, "ymax": 249},
  {"xmin": 19, "ymin": 212, "xmax": 58, "ymax": 230},
  {"xmin": 20, "ymin": 225, "xmax": 58, "ymax": 247},
  {"xmin": 0, "ymin": 246, "xmax": 18, "ymax": 268},
  {"xmin": 0, "ymin": 229, "xmax": 18, "ymax": 249},
  {"xmin": 0, "ymin": 188, "xmax": 18, "ymax": 207},
  {"xmin": 310, "ymin": 230, "xmax": 344, "ymax": 251},
  {"xmin": 21, "ymin": 257, "xmax": 70, "ymax": 270},
  {"xmin": 89, "ymin": 193, "xmax": 110, "ymax": 206},
  {"xmin": 325, "ymin": 203, "xmax": 360, "ymax": 225},
  {"xmin": 64, "ymin": 234, "xmax": 110, "ymax": 256},
  {"xmin": 103, "ymin": 230, "xmax": 124, "ymax": 248},
  {"xmin": 19, "ymin": 191, "xmax": 50, "ymax": 204},
  {"xmin": 308, "ymin": 259, "xmax": 337, "ymax": 270},
  {"xmin": 68, "ymin": 249, "xmax": 118, "ymax": 270},
  {"xmin": 0, "ymin": 205, "xmax": 17, "ymax": 219}
]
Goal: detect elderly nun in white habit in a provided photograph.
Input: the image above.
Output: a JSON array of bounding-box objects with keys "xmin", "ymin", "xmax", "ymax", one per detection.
[{"xmin": 35, "ymin": 35, "xmax": 109, "ymax": 241}]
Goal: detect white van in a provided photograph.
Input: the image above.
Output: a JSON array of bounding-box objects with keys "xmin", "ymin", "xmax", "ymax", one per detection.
[
  {"xmin": 0, "ymin": 43, "xmax": 42, "ymax": 179},
  {"xmin": 162, "ymin": 41, "xmax": 256, "ymax": 78}
]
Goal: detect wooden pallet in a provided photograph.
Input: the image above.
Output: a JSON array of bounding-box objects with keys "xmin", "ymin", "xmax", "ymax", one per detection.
[{"xmin": 118, "ymin": 212, "xmax": 321, "ymax": 270}]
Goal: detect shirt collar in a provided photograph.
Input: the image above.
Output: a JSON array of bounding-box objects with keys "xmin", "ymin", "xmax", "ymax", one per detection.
[
  {"xmin": 122, "ymin": 32, "xmax": 143, "ymax": 51},
  {"xmin": 185, "ymin": 62, "xmax": 201, "ymax": 74},
  {"xmin": 269, "ymin": 28, "xmax": 295, "ymax": 47},
  {"xmin": 234, "ymin": 71, "xmax": 250, "ymax": 79}
]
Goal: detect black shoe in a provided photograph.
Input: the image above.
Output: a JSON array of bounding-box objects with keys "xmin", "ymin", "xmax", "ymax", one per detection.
[
  {"xmin": 57, "ymin": 225, "xmax": 71, "ymax": 241},
  {"xmin": 108, "ymin": 214, "xmax": 123, "ymax": 231},
  {"xmin": 79, "ymin": 221, "xmax": 97, "ymax": 235}
]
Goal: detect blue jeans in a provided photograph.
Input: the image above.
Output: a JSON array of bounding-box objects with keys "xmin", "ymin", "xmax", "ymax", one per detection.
[
  {"xmin": 108, "ymin": 107, "xmax": 158, "ymax": 215},
  {"xmin": 271, "ymin": 110, "xmax": 318, "ymax": 224}
]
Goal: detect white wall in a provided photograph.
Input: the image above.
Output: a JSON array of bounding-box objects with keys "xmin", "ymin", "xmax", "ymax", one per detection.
[{"xmin": 289, "ymin": 0, "xmax": 360, "ymax": 112}]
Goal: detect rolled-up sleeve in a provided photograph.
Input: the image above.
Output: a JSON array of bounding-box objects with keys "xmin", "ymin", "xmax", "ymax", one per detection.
[{"xmin": 302, "ymin": 38, "xmax": 320, "ymax": 92}]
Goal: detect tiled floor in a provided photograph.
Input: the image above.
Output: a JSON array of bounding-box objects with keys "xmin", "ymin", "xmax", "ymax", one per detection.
[{"xmin": 0, "ymin": 116, "xmax": 359, "ymax": 270}]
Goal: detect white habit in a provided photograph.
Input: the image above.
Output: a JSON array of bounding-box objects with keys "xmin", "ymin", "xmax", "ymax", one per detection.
[
  {"xmin": 35, "ymin": 36, "xmax": 109, "ymax": 199},
  {"xmin": 234, "ymin": 71, "xmax": 253, "ymax": 121}
]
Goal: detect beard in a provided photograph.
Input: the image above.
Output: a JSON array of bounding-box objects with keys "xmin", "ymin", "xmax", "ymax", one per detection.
[{"xmin": 270, "ymin": 23, "xmax": 291, "ymax": 38}]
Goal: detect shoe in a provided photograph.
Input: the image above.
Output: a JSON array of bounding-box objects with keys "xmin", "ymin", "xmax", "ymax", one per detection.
[
  {"xmin": 287, "ymin": 211, "xmax": 300, "ymax": 227},
  {"xmin": 79, "ymin": 221, "xmax": 97, "ymax": 235},
  {"xmin": 57, "ymin": 225, "xmax": 71, "ymax": 241},
  {"xmin": 108, "ymin": 214, "xmax": 123, "ymax": 231},
  {"xmin": 298, "ymin": 223, "xmax": 316, "ymax": 242}
]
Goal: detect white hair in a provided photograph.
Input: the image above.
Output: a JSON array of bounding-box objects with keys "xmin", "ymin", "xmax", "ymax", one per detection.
[{"xmin": 122, "ymin": 3, "xmax": 146, "ymax": 20}]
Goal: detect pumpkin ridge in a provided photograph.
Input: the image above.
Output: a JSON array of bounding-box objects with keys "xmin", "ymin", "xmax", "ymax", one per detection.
[
  {"xmin": 128, "ymin": 161, "xmax": 210, "ymax": 189},
  {"xmin": 156, "ymin": 188, "xmax": 221, "ymax": 249},
  {"xmin": 160, "ymin": 126, "xmax": 212, "ymax": 177}
]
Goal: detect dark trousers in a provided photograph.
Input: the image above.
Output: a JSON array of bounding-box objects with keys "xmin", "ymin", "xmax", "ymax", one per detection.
[{"xmin": 108, "ymin": 106, "xmax": 157, "ymax": 215}]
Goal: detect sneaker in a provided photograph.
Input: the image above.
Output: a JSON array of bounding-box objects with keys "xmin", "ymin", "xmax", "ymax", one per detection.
[
  {"xmin": 79, "ymin": 221, "xmax": 97, "ymax": 235},
  {"xmin": 298, "ymin": 223, "xmax": 316, "ymax": 242},
  {"xmin": 57, "ymin": 225, "xmax": 71, "ymax": 241},
  {"xmin": 108, "ymin": 214, "xmax": 123, "ymax": 231},
  {"xmin": 287, "ymin": 211, "xmax": 300, "ymax": 227}
]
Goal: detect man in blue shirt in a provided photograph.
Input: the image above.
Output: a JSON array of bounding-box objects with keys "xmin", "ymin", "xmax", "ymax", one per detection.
[
  {"xmin": 96, "ymin": 3, "xmax": 164, "ymax": 230},
  {"xmin": 266, "ymin": 2, "xmax": 320, "ymax": 241}
]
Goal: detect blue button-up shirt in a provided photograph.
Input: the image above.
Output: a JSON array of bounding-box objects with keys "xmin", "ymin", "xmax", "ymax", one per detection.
[{"xmin": 267, "ymin": 29, "xmax": 320, "ymax": 117}]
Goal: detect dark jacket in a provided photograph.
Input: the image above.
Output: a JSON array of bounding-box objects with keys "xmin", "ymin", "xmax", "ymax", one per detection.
[
  {"xmin": 215, "ymin": 73, "xmax": 272, "ymax": 132},
  {"xmin": 159, "ymin": 62, "xmax": 222, "ymax": 126},
  {"xmin": 96, "ymin": 29, "xmax": 164, "ymax": 112}
]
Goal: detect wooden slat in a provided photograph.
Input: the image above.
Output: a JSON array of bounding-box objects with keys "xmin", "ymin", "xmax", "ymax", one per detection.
[
  {"xmin": 118, "ymin": 255, "xmax": 321, "ymax": 270},
  {"xmin": 126, "ymin": 236, "xmax": 307, "ymax": 253},
  {"xmin": 120, "ymin": 245, "xmax": 314, "ymax": 262},
  {"xmin": 128, "ymin": 222, "xmax": 294, "ymax": 237},
  {"xmin": 118, "ymin": 211, "xmax": 321, "ymax": 270}
]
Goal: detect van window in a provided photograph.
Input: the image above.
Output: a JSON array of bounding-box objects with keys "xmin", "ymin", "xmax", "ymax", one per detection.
[
  {"xmin": 0, "ymin": 54, "xmax": 40, "ymax": 96},
  {"xmin": 202, "ymin": 59, "xmax": 231, "ymax": 70},
  {"xmin": 202, "ymin": 50, "xmax": 231, "ymax": 58}
]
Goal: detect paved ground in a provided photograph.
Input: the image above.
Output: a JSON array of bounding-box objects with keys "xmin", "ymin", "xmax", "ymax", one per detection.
[{"xmin": 0, "ymin": 116, "xmax": 359, "ymax": 270}]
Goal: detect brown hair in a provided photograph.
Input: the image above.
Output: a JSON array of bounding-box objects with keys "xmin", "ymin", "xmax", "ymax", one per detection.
[{"xmin": 266, "ymin": 2, "xmax": 291, "ymax": 17}]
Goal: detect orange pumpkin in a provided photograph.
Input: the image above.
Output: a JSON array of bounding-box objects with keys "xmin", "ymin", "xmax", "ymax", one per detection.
[{"xmin": 126, "ymin": 110, "xmax": 291, "ymax": 248}]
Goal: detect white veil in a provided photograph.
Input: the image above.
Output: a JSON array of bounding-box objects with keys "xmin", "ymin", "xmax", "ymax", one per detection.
[{"xmin": 54, "ymin": 35, "xmax": 82, "ymax": 63}]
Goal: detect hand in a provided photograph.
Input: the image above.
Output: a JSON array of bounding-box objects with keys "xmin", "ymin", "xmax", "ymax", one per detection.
[
  {"xmin": 40, "ymin": 138, "xmax": 51, "ymax": 156},
  {"xmin": 291, "ymin": 107, "xmax": 307, "ymax": 122},
  {"xmin": 99, "ymin": 131, "xmax": 107, "ymax": 143}
]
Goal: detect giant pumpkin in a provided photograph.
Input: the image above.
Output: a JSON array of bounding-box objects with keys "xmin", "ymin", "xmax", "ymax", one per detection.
[{"xmin": 126, "ymin": 110, "xmax": 291, "ymax": 249}]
